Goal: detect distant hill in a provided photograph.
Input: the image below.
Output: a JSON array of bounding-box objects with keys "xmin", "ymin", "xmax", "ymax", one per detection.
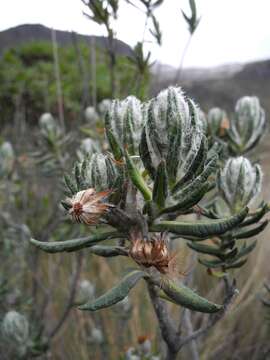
[
  {"xmin": 0, "ymin": 23, "xmax": 134, "ymax": 57},
  {"xmin": 152, "ymin": 59, "xmax": 270, "ymax": 117}
]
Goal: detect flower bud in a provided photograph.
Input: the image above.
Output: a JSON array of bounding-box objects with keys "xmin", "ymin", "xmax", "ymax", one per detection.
[
  {"xmin": 218, "ymin": 156, "xmax": 262, "ymax": 212},
  {"xmin": 76, "ymin": 279, "xmax": 95, "ymax": 304},
  {"xmin": 207, "ymin": 108, "xmax": 229, "ymax": 137},
  {"xmin": 77, "ymin": 138, "xmax": 100, "ymax": 161},
  {"xmin": 84, "ymin": 106, "xmax": 99, "ymax": 123},
  {"xmin": 141, "ymin": 86, "xmax": 205, "ymax": 183},
  {"xmin": 39, "ymin": 112, "xmax": 61, "ymax": 139},
  {"xmin": 84, "ymin": 153, "xmax": 120, "ymax": 192},
  {"xmin": 0, "ymin": 141, "xmax": 15, "ymax": 178},
  {"xmin": 228, "ymin": 96, "xmax": 265, "ymax": 154},
  {"xmin": 1, "ymin": 311, "xmax": 29, "ymax": 344},
  {"xmin": 116, "ymin": 296, "xmax": 132, "ymax": 313},
  {"xmin": 106, "ymin": 96, "xmax": 143, "ymax": 155},
  {"xmin": 89, "ymin": 327, "xmax": 104, "ymax": 345},
  {"xmin": 98, "ymin": 99, "xmax": 112, "ymax": 117},
  {"xmin": 138, "ymin": 335, "xmax": 152, "ymax": 356}
]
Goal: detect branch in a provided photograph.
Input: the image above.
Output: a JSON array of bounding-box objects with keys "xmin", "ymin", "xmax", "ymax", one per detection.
[
  {"xmin": 147, "ymin": 281, "xmax": 178, "ymax": 354},
  {"xmin": 177, "ymin": 280, "xmax": 238, "ymax": 351},
  {"xmin": 48, "ymin": 252, "xmax": 83, "ymax": 338}
]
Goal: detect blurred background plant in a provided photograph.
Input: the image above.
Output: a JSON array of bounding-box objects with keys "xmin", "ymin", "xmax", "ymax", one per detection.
[{"xmin": 1, "ymin": 0, "xmax": 270, "ymax": 359}]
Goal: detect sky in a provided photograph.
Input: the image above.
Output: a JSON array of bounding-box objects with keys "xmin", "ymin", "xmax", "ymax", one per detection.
[{"xmin": 1, "ymin": 0, "xmax": 270, "ymax": 68}]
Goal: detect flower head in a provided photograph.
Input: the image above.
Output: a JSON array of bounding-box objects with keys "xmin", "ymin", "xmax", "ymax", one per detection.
[
  {"xmin": 65, "ymin": 188, "xmax": 113, "ymax": 225},
  {"xmin": 129, "ymin": 232, "xmax": 175, "ymax": 274}
]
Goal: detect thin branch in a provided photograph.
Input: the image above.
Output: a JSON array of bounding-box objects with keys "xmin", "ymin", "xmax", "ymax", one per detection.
[
  {"xmin": 147, "ymin": 281, "xmax": 178, "ymax": 354},
  {"xmin": 48, "ymin": 252, "xmax": 83, "ymax": 339},
  {"xmin": 177, "ymin": 281, "xmax": 238, "ymax": 351}
]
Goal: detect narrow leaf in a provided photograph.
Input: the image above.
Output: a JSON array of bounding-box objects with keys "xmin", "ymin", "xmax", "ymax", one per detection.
[
  {"xmin": 156, "ymin": 278, "xmax": 222, "ymax": 313},
  {"xmin": 125, "ymin": 150, "xmax": 152, "ymax": 201},
  {"xmin": 30, "ymin": 231, "xmax": 124, "ymax": 253},
  {"xmin": 79, "ymin": 270, "xmax": 146, "ymax": 311},
  {"xmin": 152, "ymin": 208, "xmax": 248, "ymax": 238}
]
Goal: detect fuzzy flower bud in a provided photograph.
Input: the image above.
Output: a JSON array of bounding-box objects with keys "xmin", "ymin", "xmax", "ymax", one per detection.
[
  {"xmin": 89, "ymin": 327, "xmax": 104, "ymax": 345},
  {"xmin": 140, "ymin": 86, "xmax": 205, "ymax": 182},
  {"xmin": 77, "ymin": 138, "xmax": 100, "ymax": 161},
  {"xmin": 207, "ymin": 107, "xmax": 229, "ymax": 137},
  {"xmin": 98, "ymin": 99, "xmax": 112, "ymax": 117},
  {"xmin": 106, "ymin": 96, "xmax": 143, "ymax": 155},
  {"xmin": 84, "ymin": 106, "xmax": 99, "ymax": 123},
  {"xmin": 218, "ymin": 156, "xmax": 262, "ymax": 212},
  {"xmin": 1, "ymin": 311, "xmax": 29, "ymax": 344},
  {"xmin": 39, "ymin": 112, "xmax": 61, "ymax": 139},
  {"xmin": 76, "ymin": 279, "xmax": 95, "ymax": 305},
  {"xmin": 0, "ymin": 141, "xmax": 15, "ymax": 178},
  {"xmin": 228, "ymin": 96, "xmax": 265, "ymax": 154}
]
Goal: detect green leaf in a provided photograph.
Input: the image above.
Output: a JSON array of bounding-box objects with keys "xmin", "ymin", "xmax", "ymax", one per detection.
[
  {"xmin": 234, "ymin": 220, "xmax": 268, "ymax": 239},
  {"xmin": 239, "ymin": 203, "xmax": 269, "ymax": 227},
  {"xmin": 187, "ymin": 242, "xmax": 223, "ymax": 256},
  {"xmin": 64, "ymin": 173, "xmax": 77, "ymax": 194},
  {"xmin": 88, "ymin": 245, "xmax": 128, "ymax": 257},
  {"xmin": 161, "ymin": 181, "xmax": 210, "ymax": 215},
  {"xmin": 139, "ymin": 127, "xmax": 156, "ymax": 179},
  {"xmin": 153, "ymin": 161, "xmax": 168, "ymax": 208},
  {"xmin": 105, "ymin": 127, "xmax": 123, "ymax": 161},
  {"xmin": 30, "ymin": 231, "xmax": 124, "ymax": 253},
  {"xmin": 224, "ymin": 258, "xmax": 247, "ymax": 270},
  {"xmin": 198, "ymin": 258, "xmax": 225, "ymax": 268},
  {"xmin": 124, "ymin": 150, "xmax": 152, "ymax": 201},
  {"xmin": 151, "ymin": 207, "xmax": 248, "ymax": 238},
  {"xmin": 79, "ymin": 270, "xmax": 146, "ymax": 311},
  {"xmin": 172, "ymin": 154, "xmax": 217, "ymax": 196},
  {"xmin": 157, "ymin": 278, "xmax": 222, "ymax": 313}
]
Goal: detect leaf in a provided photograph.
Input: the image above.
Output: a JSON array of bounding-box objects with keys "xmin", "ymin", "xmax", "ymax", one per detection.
[
  {"xmin": 125, "ymin": 149, "xmax": 152, "ymax": 201},
  {"xmin": 30, "ymin": 231, "xmax": 123, "ymax": 253},
  {"xmin": 224, "ymin": 258, "xmax": 247, "ymax": 270},
  {"xmin": 198, "ymin": 258, "xmax": 225, "ymax": 268},
  {"xmin": 161, "ymin": 181, "xmax": 210, "ymax": 215},
  {"xmin": 239, "ymin": 203, "xmax": 269, "ymax": 227},
  {"xmin": 139, "ymin": 127, "xmax": 156, "ymax": 179},
  {"xmin": 153, "ymin": 161, "xmax": 168, "ymax": 208},
  {"xmin": 79, "ymin": 270, "xmax": 146, "ymax": 311},
  {"xmin": 234, "ymin": 220, "xmax": 268, "ymax": 239},
  {"xmin": 64, "ymin": 173, "xmax": 77, "ymax": 194},
  {"xmin": 105, "ymin": 127, "xmax": 123, "ymax": 161},
  {"xmin": 157, "ymin": 278, "xmax": 222, "ymax": 313},
  {"xmin": 151, "ymin": 207, "xmax": 248, "ymax": 238},
  {"xmin": 187, "ymin": 242, "xmax": 223, "ymax": 256},
  {"xmin": 88, "ymin": 245, "xmax": 128, "ymax": 257}
]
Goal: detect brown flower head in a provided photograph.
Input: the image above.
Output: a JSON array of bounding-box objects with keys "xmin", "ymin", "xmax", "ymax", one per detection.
[
  {"xmin": 129, "ymin": 232, "xmax": 175, "ymax": 274},
  {"xmin": 65, "ymin": 188, "xmax": 113, "ymax": 225}
]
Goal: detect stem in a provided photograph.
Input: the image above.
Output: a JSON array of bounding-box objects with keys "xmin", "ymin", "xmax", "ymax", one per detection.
[
  {"xmin": 147, "ymin": 281, "xmax": 178, "ymax": 357},
  {"xmin": 51, "ymin": 28, "xmax": 65, "ymax": 132},
  {"xmin": 48, "ymin": 252, "xmax": 83, "ymax": 338},
  {"xmin": 174, "ymin": 33, "xmax": 193, "ymax": 83}
]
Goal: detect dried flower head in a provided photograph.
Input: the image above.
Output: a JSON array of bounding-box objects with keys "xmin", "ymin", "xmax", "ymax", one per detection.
[
  {"xmin": 129, "ymin": 232, "xmax": 176, "ymax": 274},
  {"xmin": 65, "ymin": 188, "xmax": 113, "ymax": 225}
]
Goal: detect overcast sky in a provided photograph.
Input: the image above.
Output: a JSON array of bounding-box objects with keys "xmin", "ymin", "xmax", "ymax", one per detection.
[{"xmin": 1, "ymin": 0, "xmax": 270, "ymax": 68}]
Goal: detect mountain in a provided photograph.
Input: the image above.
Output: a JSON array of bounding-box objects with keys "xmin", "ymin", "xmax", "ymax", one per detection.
[
  {"xmin": 0, "ymin": 23, "xmax": 134, "ymax": 57},
  {"xmin": 151, "ymin": 59, "xmax": 270, "ymax": 116}
]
